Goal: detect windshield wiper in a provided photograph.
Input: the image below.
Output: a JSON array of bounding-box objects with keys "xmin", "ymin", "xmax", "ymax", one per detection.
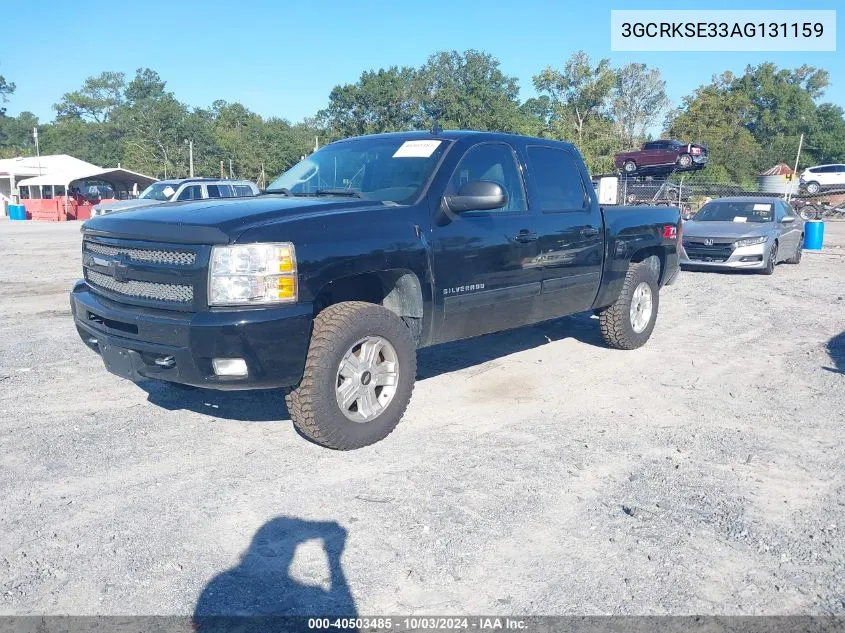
[{"xmin": 314, "ymin": 188, "xmax": 365, "ymax": 199}]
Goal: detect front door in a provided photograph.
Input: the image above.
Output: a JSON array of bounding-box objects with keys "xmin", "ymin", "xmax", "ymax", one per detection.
[{"xmin": 429, "ymin": 142, "xmax": 543, "ymax": 344}]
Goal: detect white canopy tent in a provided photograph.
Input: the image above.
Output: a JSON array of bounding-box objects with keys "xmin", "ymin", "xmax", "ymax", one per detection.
[
  {"xmin": 0, "ymin": 154, "xmax": 101, "ymax": 203},
  {"xmin": 18, "ymin": 166, "xmax": 157, "ymax": 201}
]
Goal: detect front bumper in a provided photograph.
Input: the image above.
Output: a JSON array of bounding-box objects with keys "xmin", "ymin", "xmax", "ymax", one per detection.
[
  {"xmin": 70, "ymin": 281, "xmax": 313, "ymax": 390},
  {"xmin": 680, "ymin": 242, "xmax": 768, "ymax": 269}
]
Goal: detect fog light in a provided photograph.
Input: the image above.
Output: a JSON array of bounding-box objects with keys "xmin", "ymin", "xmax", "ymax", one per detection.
[{"xmin": 212, "ymin": 358, "xmax": 248, "ymax": 377}]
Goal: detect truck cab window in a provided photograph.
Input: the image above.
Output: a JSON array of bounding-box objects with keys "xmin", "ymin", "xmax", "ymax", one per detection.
[
  {"xmin": 527, "ymin": 146, "xmax": 589, "ymax": 212},
  {"xmin": 447, "ymin": 143, "xmax": 526, "ymax": 212}
]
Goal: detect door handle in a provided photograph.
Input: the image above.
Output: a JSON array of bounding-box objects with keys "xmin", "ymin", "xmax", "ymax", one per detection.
[
  {"xmin": 511, "ymin": 231, "xmax": 538, "ymax": 243},
  {"xmin": 580, "ymin": 227, "xmax": 600, "ymax": 237}
]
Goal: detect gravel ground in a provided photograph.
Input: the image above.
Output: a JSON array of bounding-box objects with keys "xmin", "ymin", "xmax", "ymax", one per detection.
[{"xmin": 0, "ymin": 218, "xmax": 843, "ymax": 617}]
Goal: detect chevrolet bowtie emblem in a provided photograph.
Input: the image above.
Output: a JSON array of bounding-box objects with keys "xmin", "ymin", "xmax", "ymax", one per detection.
[{"xmin": 109, "ymin": 258, "xmax": 130, "ymax": 282}]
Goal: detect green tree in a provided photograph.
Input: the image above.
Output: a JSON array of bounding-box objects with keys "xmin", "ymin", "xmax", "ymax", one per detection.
[
  {"xmin": 0, "ymin": 74, "xmax": 15, "ymax": 115},
  {"xmin": 125, "ymin": 68, "xmax": 167, "ymax": 104},
  {"xmin": 116, "ymin": 93, "xmax": 191, "ymax": 178},
  {"xmin": 611, "ymin": 63, "xmax": 670, "ymax": 148},
  {"xmin": 320, "ymin": 66, "xmax": 420, "ymax": 138},
  {"xmin": 416, "ymin": 50, "xmax": 526, "ymax": 132},
  {"xmin": 665, "ymin": 74, "xmax": 762, "ymax": 185},
  {"xmin": 534, "ymin": 51, "xmax": 615, "ymax": 149},
  {"xmin": 54, "ymin": 71, "xmax": 126, "ymax": 123},
  {"xmin": 0, "ymin": 111, "xmax": 38, "ymax": 157},
  {"xmin": 809, "ymin": 103, "xmax": 845, "ymax": 164}
]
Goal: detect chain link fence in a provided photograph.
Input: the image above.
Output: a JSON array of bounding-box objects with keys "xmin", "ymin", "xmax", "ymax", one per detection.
[{"xmin": 593, "ymin": 172, "xmax": 845, "ymax": 219}]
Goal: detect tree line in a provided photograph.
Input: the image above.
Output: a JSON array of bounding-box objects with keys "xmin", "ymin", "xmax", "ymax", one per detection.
[{"xmin": 1, "ymin": 50, "xmax": 843, "ymax": 188}]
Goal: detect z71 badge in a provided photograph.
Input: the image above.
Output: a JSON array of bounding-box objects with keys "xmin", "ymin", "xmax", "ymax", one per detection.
[{"xmin": 443, "ymin": 283, "xmax": 485, "ymax": 296}]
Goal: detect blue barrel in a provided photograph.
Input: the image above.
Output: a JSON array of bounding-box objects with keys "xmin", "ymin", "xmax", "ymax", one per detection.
[
  {"xmin": 9, "ymin": 204, "xmax": 25, "ymax": 220},
  {"xmin": 804, "ymin": 220, "xmax": 824, "ymax": 250}
]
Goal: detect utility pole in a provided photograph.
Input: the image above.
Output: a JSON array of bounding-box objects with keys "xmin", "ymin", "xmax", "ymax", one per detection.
[
  {"xmin": 788, "ymin": 133, "xmax": 804, "ymax": 202},
  {"xmin": 229, "ymin": 158, "xmax": 233, "ymax": 179},
  {"xmin": 33, "ymin": 127, "xmax": 42, "ymax": 175},
  {"xmin": 220, "ymin": 161, "xmax": 224, "ymax": 178},
  {"xmin": 189, "ymin": 140, "xmax": 194, "ymax": 178}
]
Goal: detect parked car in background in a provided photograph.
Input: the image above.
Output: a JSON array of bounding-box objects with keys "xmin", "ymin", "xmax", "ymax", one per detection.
[
  {"xmin": 799, "ymin": 164, "xmax": 845, "ymax": 195},
  {"xmin": 90, "ymin": 178, "xmax": 260, "ymax": 217},
  {"xmin": 680, "ymin": 197, "xmax": 804, "ymax": 275},
  {"xmin": 615, "ymin": 140, "xmax": 708, "ymax": 175}
]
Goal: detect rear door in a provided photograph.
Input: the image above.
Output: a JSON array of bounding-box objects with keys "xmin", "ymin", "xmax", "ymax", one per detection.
[
  {"xmin": 430, "ymin": 141, "xmax": 544, "ymax": 343},
  {"xmin": 523, "ymin": 144, "xmax": 604, "ymax": 319}
]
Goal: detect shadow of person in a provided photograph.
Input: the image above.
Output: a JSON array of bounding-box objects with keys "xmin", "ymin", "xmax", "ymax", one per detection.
[
  {"xmin": 194, "ymin": 517, "xmax": 357, "ymax": 633},
  {"xmin": 826, "ymin": 329, "xmax": 845, "ymax": 374}
]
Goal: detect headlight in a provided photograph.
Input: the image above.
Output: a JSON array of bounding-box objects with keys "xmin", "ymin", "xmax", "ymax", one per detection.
[
  {"xmin": 208, "ymin": 243, "xmax": 297, "ymax": 306},
  {"xmin": 734, "ymin": 236, "xmax": 768, "ymax": 248}
]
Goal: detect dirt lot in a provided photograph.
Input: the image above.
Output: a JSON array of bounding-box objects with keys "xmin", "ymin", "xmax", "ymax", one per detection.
[{"xmin": 0, "ymin": 219, "xmax": 843, "ymax": 618}]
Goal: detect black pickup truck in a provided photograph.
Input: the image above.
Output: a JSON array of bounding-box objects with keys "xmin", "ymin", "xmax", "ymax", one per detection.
[{"xmin": 72, "ymin": 131, "xmax": 681, "ymax": 449}]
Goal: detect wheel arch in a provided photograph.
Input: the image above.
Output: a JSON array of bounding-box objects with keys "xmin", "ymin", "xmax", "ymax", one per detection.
[
  {"xmin": 313, "ymin": 269, "xmax": 425, "ymax": 341},
  {"xmin": 629, "ymin": 246, "xmax": 666, "ymax": 284}
]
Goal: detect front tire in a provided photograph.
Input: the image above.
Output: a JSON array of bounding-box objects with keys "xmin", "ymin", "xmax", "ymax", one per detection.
[
  {"xmin": 785, "ymin": 237, "xmax": 803, "ymax": 264},
  {"xmin": 286, "ymin": 302, "xmax": 416, "ymax": 450},
  {"xmin": 805, "ymin": 181, "xmax": 821, "ymax": 195},
  {"xmin": 677, "ymin": 153, "xmax": 693, "ymax": 168},
  {"xmin": 598, "ymin": 262, "xmax": 660, "ymax": 350},
  {"xmin": 762, "ymin": 241, "xmax": 778, "ymax": 275}
]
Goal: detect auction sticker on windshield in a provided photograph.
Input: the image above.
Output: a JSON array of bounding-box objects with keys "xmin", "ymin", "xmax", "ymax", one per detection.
[
  {"xmin": 754, "ymin": 203, "xmax": 772, "ymax": 211},
  {"xmin": 733, "ymin": 217, "xmax": 748, "ymax": 223},
  {"xmin": 393, "ymin": 140, "xmax": 442, "ymax": 158}
]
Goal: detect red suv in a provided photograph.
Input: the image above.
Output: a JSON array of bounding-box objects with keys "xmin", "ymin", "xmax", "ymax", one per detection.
[{"xmin": 615, "ymin": 139, "xmax": 708, "ymax": 174}]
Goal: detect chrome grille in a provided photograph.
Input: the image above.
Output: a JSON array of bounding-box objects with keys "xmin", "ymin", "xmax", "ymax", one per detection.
[
  {"xmin": 84, "ymin": 240, "xmax": 196, "ymax": 266},
  {"xmin": 87, "ymin": 270, "xmax": 194, "ymax": 303}
]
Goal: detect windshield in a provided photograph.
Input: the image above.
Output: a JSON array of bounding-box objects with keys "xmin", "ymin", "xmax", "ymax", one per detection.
[
  {"xmin": 694, "ymin": 200, "xmax": 774, "ymax": 223},
  {"xmin": 139, "ymin": 182, "xmax": 178, "ymax": 201},
  {"xmin": 266, "ymin": 137, "xmax": 450, "ymax": 203}
]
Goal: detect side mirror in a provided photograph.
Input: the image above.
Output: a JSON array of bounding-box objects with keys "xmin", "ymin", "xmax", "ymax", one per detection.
[
  {"xmin": 781, "ymin": 216, "xmax": 796, "ymax": 223},
  {"xmin": 443, "ymin": 180, "xmax": 507, "ymax": 214}
]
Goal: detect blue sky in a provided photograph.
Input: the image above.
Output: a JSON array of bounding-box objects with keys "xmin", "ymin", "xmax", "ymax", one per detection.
[{"xmin": 1, "ymin": 0, "xmax": 842, "ymax": 125}]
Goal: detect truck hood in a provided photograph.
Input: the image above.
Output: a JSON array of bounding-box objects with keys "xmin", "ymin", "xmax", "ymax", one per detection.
[
  {"xmin": 94, "ymin": 198, "xmax": 164, "ymax": 212},
  {"xmin": 82, "ymin": 195, "xmax": 383, "ymax": 244},
  {"xmin": 683, "ymin": 220, "xmax": 772, "ymax": 239}
]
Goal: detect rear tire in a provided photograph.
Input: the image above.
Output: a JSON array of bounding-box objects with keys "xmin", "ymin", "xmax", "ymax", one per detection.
[
  {"xmin": 785, "ymin": 237, "xmax": 803, "ymax": 264},
  {"xmin": 623, "ymin": 160, "xmax": 637, "ymax": 173},
  {"xmin": 599, "ymin": 262, "xmax": 660, "ymax": 350},
  {"xmin": 798, "ymin": 204, "xmax": 820, "ymax": 221},
  {"xmin": 286, "ymin": 302, "xmax": 416, "ymax": 450}
]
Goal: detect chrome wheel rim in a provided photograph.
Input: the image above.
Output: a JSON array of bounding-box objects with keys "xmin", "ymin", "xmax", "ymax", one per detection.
[
  {"xmin": 629, "ymin": 282, "xmax": 653, "ymax": 334},
  {"xmin": 335, "ymin": 336, "xmax": 399, "ymax": 423}
]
